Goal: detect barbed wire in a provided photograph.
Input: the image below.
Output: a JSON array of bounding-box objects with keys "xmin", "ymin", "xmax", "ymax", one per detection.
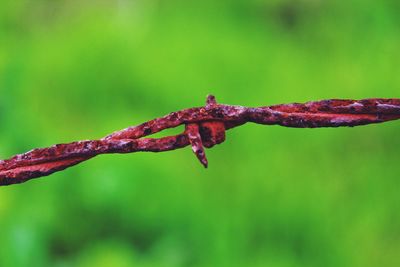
[{"xmin": 1, "ymin": 95, "xmax": 399, "ymax": 186}]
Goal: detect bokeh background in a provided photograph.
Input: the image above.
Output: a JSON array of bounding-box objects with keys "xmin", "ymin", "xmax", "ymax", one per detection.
[{"xmin": 1, "ymin": 0, "xmax": 400, "ymax": 266}]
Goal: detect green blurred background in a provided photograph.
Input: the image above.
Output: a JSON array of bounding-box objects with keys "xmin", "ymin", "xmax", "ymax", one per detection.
[{"xmin": 1, "ymin": 0, "xmax": 400, "ymax": 266}]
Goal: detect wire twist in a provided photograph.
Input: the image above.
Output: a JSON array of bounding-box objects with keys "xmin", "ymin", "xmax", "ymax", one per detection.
[{"xmin": 1, "ymin": 95, "xmax": 399, "ymax": 186}]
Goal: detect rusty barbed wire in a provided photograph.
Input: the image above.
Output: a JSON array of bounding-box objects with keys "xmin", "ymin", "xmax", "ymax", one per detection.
[{"xmin": 1, "ymin": 95, "xmax": 400, "ymax": 186}]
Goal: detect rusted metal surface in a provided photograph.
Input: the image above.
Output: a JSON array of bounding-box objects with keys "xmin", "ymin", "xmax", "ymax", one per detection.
[
  {"xmin": 186, "ymin": 123, "xmax": 208, "ymax": 168},
  {"xmin": 1, "ymin": 96, "xmax": 399, "ymax": 186}
]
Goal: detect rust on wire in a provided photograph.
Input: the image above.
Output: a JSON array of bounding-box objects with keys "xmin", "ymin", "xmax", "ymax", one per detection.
[{"xmin": 1, "ymin": 95, "xmax": 400, "ymax": 186}]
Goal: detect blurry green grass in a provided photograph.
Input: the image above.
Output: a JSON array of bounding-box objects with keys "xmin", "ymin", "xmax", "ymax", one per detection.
[{"xmin": 1, "ymin": 0, "xmax": 400, "ymax": 266}]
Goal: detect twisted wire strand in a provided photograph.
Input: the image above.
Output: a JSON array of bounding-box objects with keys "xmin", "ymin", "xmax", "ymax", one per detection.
[{"xmin": 1, "ymin": 95, "xmax": 399, "ymax": 186}]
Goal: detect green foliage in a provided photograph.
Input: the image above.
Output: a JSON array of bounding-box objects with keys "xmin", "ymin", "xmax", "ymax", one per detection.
[{"xmin": 1, "ymin": 0, "xmax": 399, "ymax": 266}]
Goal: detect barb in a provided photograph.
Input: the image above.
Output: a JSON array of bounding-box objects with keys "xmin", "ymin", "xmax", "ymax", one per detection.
[{"xmin": 1, "ymin": 95, "xmax": 399, "ymax": 186}]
